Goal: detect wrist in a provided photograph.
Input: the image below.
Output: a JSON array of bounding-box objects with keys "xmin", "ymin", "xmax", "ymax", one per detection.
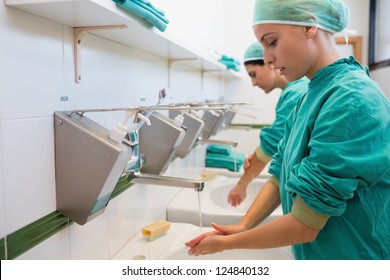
[
  {"xmin": 237, "ymin": 177, "xmax": 251, "ymax": 188},
  {"xmin": 237, "ymin": 219, "xmax": 252, "ymax": 231}
]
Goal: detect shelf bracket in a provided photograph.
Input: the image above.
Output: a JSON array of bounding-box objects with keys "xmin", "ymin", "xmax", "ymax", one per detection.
[
  {"xmin": 200, "ymin": 69, "xmax": 220, "ymax": 90},
  {"xmin": 167, "ymin": 58, "xmax": 197, "ymax": 88},
  {"xmin": 73, "ymin": 25, "xmax": 127, "ymax": 83}
]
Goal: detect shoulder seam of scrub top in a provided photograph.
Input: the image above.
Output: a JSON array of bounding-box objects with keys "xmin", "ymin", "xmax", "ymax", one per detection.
[
  {"xmin": 268, "ymin": 176, "xmax": 280, "ymax": 188},
  {"xmin": 255, "ymin": 146, "xmax": 272, "ymax": 163},
  {"xmin": 292, "ymin": 195, "xmax": 330, "ymax": 230}
]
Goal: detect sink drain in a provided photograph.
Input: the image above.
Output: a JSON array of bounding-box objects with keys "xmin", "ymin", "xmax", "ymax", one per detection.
[{"xmin": 132, "ymin": 255, "xmax": 146, "ymax": 260}]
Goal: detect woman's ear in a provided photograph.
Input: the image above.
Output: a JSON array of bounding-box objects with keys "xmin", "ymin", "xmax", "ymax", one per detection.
[{"xmin": 304, "ymin": 26, "xmax": 318, "ymax": 39}]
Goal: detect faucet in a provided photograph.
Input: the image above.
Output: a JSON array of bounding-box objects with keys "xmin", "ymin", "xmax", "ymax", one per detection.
[
  {"xmin": 127, "ymin": 173, "xmax": 204, "ymax": 192},
  {"xmin": 197, "ymin": 138, "xmax": 238, "ymax": 147},
  {"xmin": 124, "ymin": 129, "xmax": 204, "ymax": 192}
]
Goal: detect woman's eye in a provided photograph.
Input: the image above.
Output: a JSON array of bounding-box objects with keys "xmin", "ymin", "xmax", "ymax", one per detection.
[{"xmin": 269, "ymin": 40, "xmax": 277, "ymax": 47}]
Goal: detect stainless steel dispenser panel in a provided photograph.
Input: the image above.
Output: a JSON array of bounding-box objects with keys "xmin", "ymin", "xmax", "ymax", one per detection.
[
  {"xmin": 223, "ymin": 110, "xmax": 236, "ymax": 126},
  {"xmin": 173, "ymin": 112, "xmax": 204, "ymax": 158},
  {"xmin": 54, "ymin": 111, "xmax": 132, "ymax": 225},
  {"xmin": 201, "ymin": 110, "xmax": 225, "ymax": 140},
  {"xmin": 139, "ymin": 112, "xmax": 184, "ymax": 175}
]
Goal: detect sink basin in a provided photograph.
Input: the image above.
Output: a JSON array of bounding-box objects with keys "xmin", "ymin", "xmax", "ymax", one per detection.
[
  {"xmin": 210, "ymin": 180, "xmax": 265, "ymax": 213},
  {"xmin": 112, "ymin": 222, "xmax": 293, "ymax": 260},
  {"xmin": 167, "ymin": 175, "xmax": 283, "ymax": 227}
]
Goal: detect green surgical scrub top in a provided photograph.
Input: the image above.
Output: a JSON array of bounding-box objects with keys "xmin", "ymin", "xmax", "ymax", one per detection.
[
  {"xmin": 260, "ymin": 78, "xmax": 308, "ymax": 157},
  {"xmin": 269, "ymin": 57, "xmax": 390, "ymax": 260}
]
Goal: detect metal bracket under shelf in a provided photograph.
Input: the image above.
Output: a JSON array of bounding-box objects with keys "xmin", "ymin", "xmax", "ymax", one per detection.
[
  {"xmin": 73, "ymin": 25, "xmax": 127, "ymax": 83},
  {"xmin": 167, "ymin": 58, "xmax": 197, "ymax": 88},
  {"xmin": 201, "ymin": 69, "xmax": 221, "ymax": 90}
]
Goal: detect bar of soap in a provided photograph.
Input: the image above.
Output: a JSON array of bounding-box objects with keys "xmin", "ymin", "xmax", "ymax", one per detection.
[
  {"xmin": 142, "ymin": 220, "xmax": 171, "ymax": 240},
  {"xmin": 200, "ymin": 171, "xmax": 218, "ymax": 180}
]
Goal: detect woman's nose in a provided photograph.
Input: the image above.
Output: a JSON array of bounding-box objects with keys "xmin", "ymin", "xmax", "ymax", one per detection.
[
  {"xmin": 252, "ymin": 78, "xmax": 258, "ymax": 86},
  {"xmin": 264, "ymin": 51, "xmax": 274, "ymax": 66}
]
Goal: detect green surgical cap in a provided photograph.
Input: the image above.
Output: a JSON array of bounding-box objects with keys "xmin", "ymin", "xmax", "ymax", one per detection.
[
  {"xmin": 253, "ymin": 0, "xmax": 349, "ymax": 34},
  {"xmin": 243, "ymin": 42, "xmax": 264, "ymax": 63}
]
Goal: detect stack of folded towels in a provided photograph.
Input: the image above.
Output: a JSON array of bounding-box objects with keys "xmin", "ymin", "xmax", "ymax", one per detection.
[
  {"xmin": 205, "ymin": 144, "xmax": 245, "ymax": 172},
  {"xmin": 218, "ymin": 55, "xmax": 241, "ymax": 72},
  {"xmin": 113, "ymin": 0, "xmax": 169, "ymax": 32}
]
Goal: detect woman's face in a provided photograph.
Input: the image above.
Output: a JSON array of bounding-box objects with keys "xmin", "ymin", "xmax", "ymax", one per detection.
[
  {"xmin": 253, "ymin": 24, "xmax": 313, "ymax": 81},
  {"xmin": 245, "ymin": 63, "xmax": 279, "ymax": 93}
]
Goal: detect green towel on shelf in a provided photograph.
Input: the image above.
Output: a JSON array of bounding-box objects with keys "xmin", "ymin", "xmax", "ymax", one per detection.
[
  {"xmin": 206, "ymin": 144, "xmax": 232, "ymax": 156},
  {"xmin": 205, "ymin": 144, "xmax": 245, "ymax": 172},
  {"xmin": 205, "ymin": 152, "xmax": 245, "ymax": 172},
  {"xmin": 136, "ymin": 0, "xmax": 166, "ymax": 16},
  {"xmin": 218, "ymin": 55, "xmax": 241, "ymax": 72},
  {"xmin": 113, "ymin": 0, "xmax": 169, "ymax": 32},
  {"xmin": 130, "ymin": 0, "xmax": 169, "ymax": 23}
]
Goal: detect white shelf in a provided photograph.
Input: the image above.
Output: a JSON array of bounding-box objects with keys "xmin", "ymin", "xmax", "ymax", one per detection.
[{"xmin": 5, "ymin": 0, "xmax": 242, "ymax": 79}]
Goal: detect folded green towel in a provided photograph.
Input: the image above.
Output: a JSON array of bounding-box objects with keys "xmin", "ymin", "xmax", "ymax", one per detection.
[
  {"xmin": 206, "ymin": 144, "xmax": 232, "ymax": 156},
  {"xmin": 219, "ymin": 55, "xmax": 241, "ymax": 66},
  {"xmin": 205, "ymin": 151, "xmax": 245, "ymax": 172},
  {"xmin": 130, "ymin": 0, "xmax": 169, "ymax": 23},
  {"xmin": 137, "ymin": 0, "xmax": 166, "ymax": 16},
  {"xmin": 113, "ymin": 0, "xmax": 169, "ymax": 32},
  {"xmin": 218, "ymin": 55, "xmax": 241, "ymax": 72}
]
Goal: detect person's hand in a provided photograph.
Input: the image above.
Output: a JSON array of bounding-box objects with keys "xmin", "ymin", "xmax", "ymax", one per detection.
[
  {"xmin": 228, "ymin": 183, "xmax": 247, "ymax": 207},
  {"xmin": 185, "ymin": 223, "xmax": 246, "ymax": 256},
  {"xmin": 187, "ymin": 234, "xmax": 226, "ymax": 256},
  {"xmin": 185, "ymin": 230, "xmax": 224, "ymax": 256},
  {"xmin": 244, "ymin": 154, "xmax": 253, "ymax": 170},
  {"xmin": 212, "ymin": 222, "xmax": 246, "ymax": 235}
]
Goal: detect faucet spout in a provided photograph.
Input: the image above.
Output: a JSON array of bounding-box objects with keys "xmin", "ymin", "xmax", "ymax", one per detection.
[
  {"xmin": 128, "ymin": 173, "xmax": 204, "ymax": 192},
  {"xmin": 197, "ymin": 138, "xmax": 238, "ymax": 147}
]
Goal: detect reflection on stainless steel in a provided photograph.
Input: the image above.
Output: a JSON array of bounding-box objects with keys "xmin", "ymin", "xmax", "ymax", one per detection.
[{"xmin": 128, "ymin": 173, "xmax": 204, "ymax": 192}]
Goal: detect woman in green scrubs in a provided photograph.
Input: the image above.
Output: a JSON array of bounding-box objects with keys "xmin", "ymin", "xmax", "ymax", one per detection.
[
  {"xmin": 186, "ymin": 0, "xmax": 390, "ymax": 259},
  {"xmin": 228, "ymin": 42, "xmax": 308, "ymax": 207}
]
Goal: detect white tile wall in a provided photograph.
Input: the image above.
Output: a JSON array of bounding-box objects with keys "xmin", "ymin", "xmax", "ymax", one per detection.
[
  {"xmin": 69, "ymin": 213, "xmax": 110, "ymax": 260},
  {"xmin": 106, "ymin": 186, "xmax": 142, "ymax": 258},
  {"xmin": 0, "ymin": 125, "xmax": 6, "ymax": 251},
  {"xmin": 2, "ymin": 117, "xmax": 56, "ymax": 234},
  {"xmin": 107, "ymin": 184, "xmax": 157, "ymax": 258},
  {"xmin": 0, "ymin": 5, "xmax": 64, "ymax": 121},
  {"xmin": 0, "ymin": 1, "xmax": 6, "ymax": 251}
]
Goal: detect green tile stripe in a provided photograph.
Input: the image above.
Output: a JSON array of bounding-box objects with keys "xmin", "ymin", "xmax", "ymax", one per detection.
[
  {"xmin": 0, "ymin": 234, "xmax": 5, "ymax": 260},
  {"xmin": 110, "ymin": 175, "xmax": 134, "ymax": 199},
  {"xmin": 1, "ymin": 211, "xmax": 70, "ymax": 260},
  {"xmin": 0, "ymin": 175, "xmax": 133, "ymax": 260}
]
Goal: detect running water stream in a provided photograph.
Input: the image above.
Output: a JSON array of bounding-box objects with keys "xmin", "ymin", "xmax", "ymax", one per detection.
[{"xmin": 197, "ymin": 191, "xmax": 203, "ymax": 230}]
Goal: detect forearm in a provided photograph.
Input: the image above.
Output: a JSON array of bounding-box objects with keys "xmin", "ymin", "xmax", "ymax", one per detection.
[
  {"xmin": 238, "ymin": 150, "xmax": 269, "ymax": 186},
  {"xmin": 225, "ymin": 213, "xmax": 319, "ymax": 250},
  {"xmin": 239, "ymin": 180, "xmax": 281, "ymax": 229}
]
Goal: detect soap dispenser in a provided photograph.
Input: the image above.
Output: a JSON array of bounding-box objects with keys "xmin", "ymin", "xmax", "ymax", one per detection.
[
  {"xmin": 138, "ymin": 112, "xmax": 186, "ymax": 174},
  {"xmin": 54, "ymin": 111, "xmax": 133, "ymax": 225},
  {"xmin": 169, "ymin": 110, "xmax": 205, "ymax": 158}
]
